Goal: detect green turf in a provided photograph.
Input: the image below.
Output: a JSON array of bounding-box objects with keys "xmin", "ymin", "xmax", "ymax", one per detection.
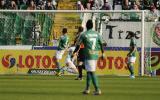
[{"xmin": 0, "ymin": 75, "xmax": 160, "ymax": 100}]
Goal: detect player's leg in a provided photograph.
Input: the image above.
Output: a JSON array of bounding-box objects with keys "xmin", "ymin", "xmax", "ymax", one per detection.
[
  {"xmin": 127, "ymin": 58, "xmax": 133, "ymax": 75},
  {"xmin": 55, "ymin": 50, "xmax": 65, "ymax": 75},
  {"xmin": 88, "ymin": 60, "xmax": 101, "ymax": 95},
  {"xmin": 64, "ymin": 54, "xmax": 78, "ymax": 74},
  {"xmin": 82, "ymin": 71, "xmax": 91, "ymax": 94},
  {"xmin": 75, "ymin": 61, "xmax": 83, "ymax": 80},
  {"xmin": 83, "ymin": 71, "xmax": 91, "ymax": 94},
  {"xmin": 55, "ymin": 59, "xmax": 61, "ymax": 76},
  {"xmin": 55, "ymin": 59, "xmax": 60, "ymax": 70},
  {"xmin": 65, "ymin": 61, "xmax": 78, "ymax": 74},
  {"xmin": 127, "ymin": 56, "xmax": 136, "ymax": 78},
  {"xmin": 82, "ymin": 60, "xmax": 91, "ymax": 94},
  {"xmin": 127, "ymin": 63, "xmax": 134, "ymax": 76},
  {"xmin": 76, "ymin": 50, "xmax": 85, "ymax": 80},
  {"xmin": 84, "ymin": 60, "xmax": 101, "ymax": 95}
]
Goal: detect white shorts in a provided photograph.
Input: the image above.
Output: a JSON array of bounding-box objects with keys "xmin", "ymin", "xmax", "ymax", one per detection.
[
  {"xmin": 66, "ymin": 57, "xmax": 73, "ymax": 64},
  {"xmin": 85, "ymin": 60, "xmax": 97, "ymax": 72},
  {"xmin": 66, "ymin": 60, "xmax": 76, "ymax": 69},
  {"xmin": 55, "ymin": 50, "xmax": 65, "ymax": 60},
  {"xmin": 65, "ymin": 58, "xmax": 77, "ymax": 73},
  {"xmin": 128, "ymin": 57, "xmax": 136, "ymax": 63}
]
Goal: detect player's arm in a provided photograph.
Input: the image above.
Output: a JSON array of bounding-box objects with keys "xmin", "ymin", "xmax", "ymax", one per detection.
[
  {"xmin": 73, "ymin": 45, "xmax": 80, "ymax": 54},
  {"xmin": 63, "ymin": 37, "xmax": 69, "ymax": 50},
  {"xmin": 127, "ymin": 45, "xmax": 136, "ymax": 56},
  {"xmin": 71, "ymin": 45, "xmax": 80, "ymax": 59},
  {"xmin": 99, "ymin": 34, "xmax": 105, "ymax": 58},
  {"xmin": 127, "ymin": 38, "xmax": 137, "ymax": 56},
  {"xmin": 72, "ymin": 34, "xmax": 83, "ymax": 58}
]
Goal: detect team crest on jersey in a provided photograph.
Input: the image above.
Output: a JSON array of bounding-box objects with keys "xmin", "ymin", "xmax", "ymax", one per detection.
[{"xmin": 152, "ymin": 23, "xmax": 160, "ymax": 46}]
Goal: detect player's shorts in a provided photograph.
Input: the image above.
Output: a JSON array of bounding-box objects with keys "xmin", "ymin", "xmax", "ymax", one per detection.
[
  {"xmin": 128, "ymin": 56, "xmax": 136, "ymax": 63},
  {"xmin": 65, "ymin": 57, "xmax": 77, "ymax": 73},
  {"xmin": 55, "ymin": 50, "xmax": 65, "ymax": 60},
  {"xmin": 85, "ymin": 60, "xmax": 97, "ymax": 72},
  {"xmin": 66, "ymin": 57, "xmax": 72, "ymax": 64},
  {"xmin": 66, "ymin": 59, "xmax": 76, "ymax": 69}
]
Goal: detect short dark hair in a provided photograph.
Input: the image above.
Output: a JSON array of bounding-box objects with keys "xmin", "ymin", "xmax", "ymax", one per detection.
[
  {"xmin": 86, "ymin": 19, "xmax": 93, "ymax": 30},
  {"xmin": 62, "ymin": 28, "xmax": 67, "ymax": 34},
  {"xmin": 78, "ymin": 26, "xmax": 83, "ymax": 32},
  {"xmin": 129, "ymin": 32, "xmax": 136, "ymax": 38}
]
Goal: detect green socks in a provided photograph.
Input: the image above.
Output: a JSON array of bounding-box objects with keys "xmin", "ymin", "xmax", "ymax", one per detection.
[
  {"xmin": 128, "ymin": 64, "xmax": 134, "ymax": 76},
  {"xmin": 91, "ymin": 72, "xmax": 99, "ymax": 91},
  {"xmin": 86, "ymin": 72, "xmax": 99, "ymax": 91},
  {"xmin": 56, "ymin": 61, "xmax": 61, "ymax": 72},
  {"xmin": 86, "ymin": 72, "xmax": 91, "ymax": 90}
]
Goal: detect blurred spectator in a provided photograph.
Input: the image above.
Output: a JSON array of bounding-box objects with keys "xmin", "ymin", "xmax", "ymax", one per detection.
[
  {"xmin": 128, "ymin": 0, "xmax": 141, "ymax": 10},
  {"xmin": 143, "ymin": 0, "xmax": 151, "ymax": 9},
  {"xmin": 135, "ymin": 0, "xmax": 142, "ymax": 9},
  {"xmin": 122, "ymin": 0, "xmax": 142, "ymax": 10},
  {"xmin": 45, "ymin": 1, "xmax": 54, "ymax": 10},
  {"xmin": 113, "ymin": 0, "xmax": 122, "ymax": 10},
  {"xmin": 27, "ymin": 0, "xmax": 36, "ymax": 10},
  {"xmin": 88, "ymin": 0, "xmax": 94, "ymax": 9},
  {"xmin": 52, "ymin": 0, "xmax": 57, "ymax": 9},
  {"xmin": 86, "ymin": 2, "xmax": 91, "ymax": 10},
  {"xmin": 0, "ymin": 0, "xmax": 7, "ymax": 9},
  {"xmin": 94, "ymin": 0, "xmax": 104, "ymax": 10},
  {"xmin": 101, "ymin": 0, "xmax": 112, "ymax": 10},
  {"xmin": 130, "ymin": 3, "xmax": 140, "ymax": 10},
  {"xmin": 122, "ymin": 0, "xmax": 131, "ymax": 10},
  {"xmin": 130, "ymin": 3, "xmax": 140, "ymax": 21},
  {"xmin": 35, "ymin": 0, "xmax": 39, "ymax": 6},
  {"xmin": 40, "ymin": 4, "xmax": 45, "ymax": 10},
  {"xmin": 84, "ymin": 0, "xmax": 95, "ymax": 10},
  {"xmin": 157, "ymin": 0, "xmax": 160, "ymax": 9},
  {"xmin": 9, "ymin": 0, "xmax": 18, "ymax": 9},
  {"xmin": 153, "ymin": 0, "xmax": 158, "ymax": 8},
  {"xmin": 36, "ymin": 0, "xmax": 45, "ymax": 10},
  {"xmin": 146, "ymin": 3, "xmax": 159, "ymax": 21},
  {"xmin": 32, "ymin": 21, "xmax": 41, "ymax": 45},
  {"xmin": 77, "ymin": 1, "xmax": 84, "ymax": 10},
  {"xmin": 19, "ymin": 0, "xmax": 28, "ymax": 10},
  {"xmin": 77, "ymin": 1, "xmax": 84, "ymax": 21}
]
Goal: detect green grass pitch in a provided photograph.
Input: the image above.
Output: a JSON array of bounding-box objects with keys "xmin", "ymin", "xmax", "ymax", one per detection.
[{"xmin": 0, "ymin": 75, "xmax": 160, "ymax": 100}]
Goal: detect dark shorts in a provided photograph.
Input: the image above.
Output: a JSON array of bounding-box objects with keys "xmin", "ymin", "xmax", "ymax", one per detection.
[{"xmin": 77, "ymin": 48, "xmax": 85, "ymax": 62}]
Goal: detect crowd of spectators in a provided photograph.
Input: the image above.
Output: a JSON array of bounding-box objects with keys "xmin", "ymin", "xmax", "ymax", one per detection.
[
  {"xmin": 0, "ymin": 0, "xmax": 160, "ymax": 11},
  {"xmin": 0, "ymin": 0, "xmax": 58, "ymax": 45},
  {"xmin": 0, "ymin": 0, "xmax": 57, "ymax": 10},
  {"xmin": 77, "ymin": 0, "xmax": 160, "ymax": 10},
  {"xmin": 76, "ymin": 0, "xmax": 160, "ymax": 21}
]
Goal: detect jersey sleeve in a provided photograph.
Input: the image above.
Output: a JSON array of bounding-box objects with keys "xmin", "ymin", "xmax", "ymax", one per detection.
[
  {"xmin": 98, "ymin": 34, "xmax": 103, "ymax": 45},
  {"xmin": 57, "ymin": 35, "xmax": 69, "ymax": 50},
  {"xmin": 75, "ymin": 33, "xmax": 84, "ymax": 45},
  {"xmin": 131, "ymin": 38, "xmax": 136, "ymax": 47},
  {"xmin": 65, "ymin": 36, "xmax": 69, "ymax": 46}
]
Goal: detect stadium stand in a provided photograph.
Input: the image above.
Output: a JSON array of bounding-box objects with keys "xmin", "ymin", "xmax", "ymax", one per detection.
[
  {"xmin": 50, "ymin": 0, "xmax": 81, "ymax": 46},
  {"xmin": 78, "ymin": 0, "xmax": 160, "ymax": 10},
  {"xmin": 0, "ymin": 0, "xmax": 160, "ymax": 46}
]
